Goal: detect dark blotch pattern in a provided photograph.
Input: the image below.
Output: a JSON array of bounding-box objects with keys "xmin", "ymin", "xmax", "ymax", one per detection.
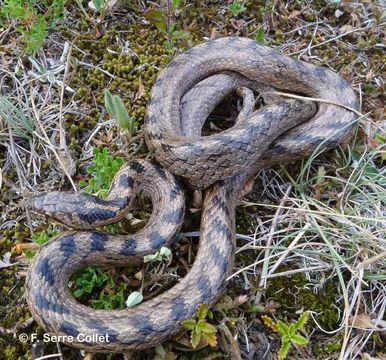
[
  {"xmin": 148, "ymin": 231, "xmax": 166, "ymax": 248},
  {"xmin": 111, "ymin": 196, "xmax": 130, "ymax": 209},
  {"xmin": 85, "ymin": 319, "xmax": 119, "ymax": 342},
  {"xmin": 60, "ymin": 321, "xmax": 79, "ymax": 337},
  {"xmin": 120, "ymin": 238, "xmax": 136, "ymax": 256},
  {"xmin": 118, "ymin": 173, "xmax": 134, "ymax": 188},
  {"xmin": 129, "ymin": 313, "xmax": 157, "ymax": 337},
  {"xmin": 196, "ymin": 274, "xmax": 212, "ymax": 302},
  {"xmin": 60, "ymin": 234, "xmax": 76, "ymax": 257},
  {"xmin": 35, "ymin": 292, "xmax": 69, "ymax": 315},
  {"xmin": 162, "ymin": 207, "xmax": 183, "ymax": 224},
  {"xmin": 36, "ymin": 257, "xmax": 55, "ymax": 286},
  {"xmin": 131, "ymin": 160, "xmax": 145, "ymax": 174},
  {"xmin": 78, "ymin": 208, "xmax": 116, "ymax": 224},
  {"xmin": 90, "ymin": 232, "xmax": 108, "ymax": 251},
  {"xmin": 209, "ymin": 242, "xmax": 229, "ymax": 278},
  {"xmin": 170, "ymin": 297, "xmax": 187, "ymax": 321}
]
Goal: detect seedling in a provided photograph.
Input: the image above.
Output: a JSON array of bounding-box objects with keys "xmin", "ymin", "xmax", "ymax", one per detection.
[
  {"xmin": 104, "ymin": 89, "xmax": 136, "ymax": 136},
  {"xmin": 143, "ymin": 247, "xmax": 172, "ymax": 263},
  {"xmin": 228, "ymin": 1, "xmax": 246, "ymax": 17},
  {"xmin": 262, "ymin": 312, "xmax": 309, "ymax": 359},
  {"xmin": 79, "ymin": 147, "xmax": 124, "ymax": 198},
  {"xmin": 183, "ymin": 304, "xmax": 217, "ymax": 349}
]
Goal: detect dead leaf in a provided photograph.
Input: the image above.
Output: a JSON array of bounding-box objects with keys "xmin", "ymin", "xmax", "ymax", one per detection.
[
  {"xmin": 349, "ymin": 314, "xmax": 382, "ymax": 330},
  {"xmin": 137, "ymin": 78, "xmax": 145, "ymax": 99},
  {"xmin": 288, "ymin": 10, "xmax": 303, "ymax": 19}
]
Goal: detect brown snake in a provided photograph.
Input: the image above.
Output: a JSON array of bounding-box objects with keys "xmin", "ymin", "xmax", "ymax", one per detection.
[{"xmin": 26, "ymin": 37, "xmax": 358, "ymax": 352}]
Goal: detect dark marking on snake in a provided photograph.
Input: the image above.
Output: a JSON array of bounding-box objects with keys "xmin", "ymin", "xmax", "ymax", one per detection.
[
  {"xmin": 60, "ymin": 234, "xmax": 76, "ymax": 257},
  {"xmin": 118, "ymin": 173, "xmax": 134, "ymax": 188},
  {"xmin": 148, "ymin": 231, "xmax": 166, "ymax": 249},
  {"xmin": 131, "ymin": 160, "xmax": 145, "ymax": 174},
  {"xmin": 129, "ymin": 314, "xmax": 157, "ymax": 336},
  {"xmin": 60, "ymin": 321, "xmax": 79, "ymax": 337},
  {"xmin": 78, "ymin": 208, "xmax": 116, "ymax": 224},
  {"xmin": 120, "ymin": 238, "xmax": 136, "ymax": 256},
  {"xmin": 170, "ymin": 297, "xmax": 187, "ymax": 321},
  {"xmin": 90, "ymin": 232, "xmax": 108, "ymax": 252},
  {"xmin": 85, "ymin": 319, "xmax": 119, "ymax": 342},
  {"xmin": 162, "ymin": 207, "xmax": 183, "ymax": 224},
  {"xmin": 36, "ymin": 258, "xmax": 55, "ymax": 286}
]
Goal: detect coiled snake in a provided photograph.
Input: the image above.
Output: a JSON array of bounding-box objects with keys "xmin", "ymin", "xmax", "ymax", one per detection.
[{"xmin": 26, "ymin": 37, "xmax": 358, "ymax": 352}]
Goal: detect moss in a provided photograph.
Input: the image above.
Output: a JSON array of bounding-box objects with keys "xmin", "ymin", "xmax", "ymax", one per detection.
[
  {"xmin": 312, "ymin": 335, "xmax": 344, "ymax": 359},
  {"xmin": 65, "ymin": 23, "xmax": 175, "ymax": 141},
  {"xmin": 265, "ymin": 268, "xmax": 340, "ymax": 331}
]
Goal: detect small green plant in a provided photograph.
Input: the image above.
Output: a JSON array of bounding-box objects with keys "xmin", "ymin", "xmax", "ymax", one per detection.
[
  {"xmin": 92, "ymin": 283, "xmax": 127, "ymax": 310},
  {"xmin": 262, "ymin": 312, "xmax": 309, "ymax": 359},
  {"xmin": 71, "ymin": 266, "xmax": 112, "ymax": 298},
  {"xmin": 143, "ymin": 246, "xmax": 172, "ymax": 263},
  {"xmin": 71, "ymin": 267, "xmax": 140, "ymax": 310},
  {"xmin": 104, "ymin": 89, "xmax": 136, "ymax": 136},
  {"xmin": 143, "ymin": 4, "xmax": 192, "ymax": 54},
  {"xmin": 183, "ymin": 304, "xmax": 217, "ymax": 349},
  {"xmin": 22, "ymin": 229, "xmax": 59, "ymax": 257},
  {"xmin": 255, "ymin": 27, "xmax": 265, "ymax": 44},
  {"xmin": 227, "ymin": 1, "xmax": 246, "ymax": 17},
  {"xmin": 0, "ymin": 96, "xmax": 35, "ymax": 140},
  {"xmin": 79, "ymin": 147, "xmax": 124, "ymax": 198},
  {"xmin": 0, "ymin": 0, "xmax": 64, "ymax": 53}
]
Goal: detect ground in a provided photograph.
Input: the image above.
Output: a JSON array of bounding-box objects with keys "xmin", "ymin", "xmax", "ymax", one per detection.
[{"xmin": 0, "ymin": 1, "xmax": 385, "ymax": 360}]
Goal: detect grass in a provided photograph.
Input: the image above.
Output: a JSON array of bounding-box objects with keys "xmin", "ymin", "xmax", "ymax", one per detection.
[
  {"xmin": 234, "ymin": 124, "xmax": 386, "ymax": 358},
  {"xmin": 0, "ymin": 0, "xmax": 384, "ymax": 359}
]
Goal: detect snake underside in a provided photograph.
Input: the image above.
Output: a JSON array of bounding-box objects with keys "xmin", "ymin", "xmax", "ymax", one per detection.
[{"xmin": 26, "ymin": 37, "xmax": 358, "ymax": 352}]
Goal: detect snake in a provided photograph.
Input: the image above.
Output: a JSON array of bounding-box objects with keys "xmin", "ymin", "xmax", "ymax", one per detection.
[{"xmin": 25, "ymin": 37, "xmax": 358, "ymax": 353}]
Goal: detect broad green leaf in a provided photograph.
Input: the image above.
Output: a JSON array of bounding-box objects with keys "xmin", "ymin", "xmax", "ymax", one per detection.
[
  {"xmin": 291, "ymin": 334, "xmax": 308, "ymax": 346},
  {"xmin": 182, "ymin": 319, "xmax": 197, "ymax": 330},
  {"xmin": 197, "ymin": 304, "xmax": 208, "ymax": 320},
  {"xmin": 104, "ymin": 89, "xmax": 116, "ymax": 118},
  {"xmin": 144, "ymin": 9, "xmax": 167, "ymax": 33},
  {"xmin": 191, "ymin": 330, "xmax": 201, "ymax": 348},
  {"xmin": 155, "ymin": 344, "xmax": 166, "ymax": 356},
  {"xmin": 125, "ymin": 291, "xmax": 143, "ymax": 308},
  {"xmin": 277, "ymin": 321, "xmax": 289, "ymax": 335},
  {"xmin": 73, "ymin": 288, "xmax": 84, "ymax": 297},
  {"xmin": 199, "ymin": 321, "xmax": 216, "ymax": 334},
  {"xmin": 203, "ymin": 332, "xmax": 217, "ymax": 347},
  {"xmin": 113, "ymin": 95, "xmax": 133, "ymax": 133},
  {"xmin": 288, "ymin": 323, "xmax": 296, "ymax": 337},
  {"xmin": 160, "ymin": 246, "xmax": 172, "ymax": 258}
]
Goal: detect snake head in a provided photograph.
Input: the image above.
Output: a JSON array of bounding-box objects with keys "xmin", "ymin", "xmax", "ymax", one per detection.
[{"xmin": 27, "ymin": 191, "xmax": 113, "ymax": 229}]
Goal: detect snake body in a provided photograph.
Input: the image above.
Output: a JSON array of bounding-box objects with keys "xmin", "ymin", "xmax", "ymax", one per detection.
[{"xmin": 26, "ymin": 37, "xmax": 358, "ymax": 352}]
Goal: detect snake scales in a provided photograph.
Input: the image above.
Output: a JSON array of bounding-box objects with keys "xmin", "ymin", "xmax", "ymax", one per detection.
[{"xmin": 26, "ymin": 37, "xmax": 358, "ymax": 352}]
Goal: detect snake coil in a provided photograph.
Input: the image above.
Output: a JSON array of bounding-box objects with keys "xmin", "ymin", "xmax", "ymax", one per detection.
[{"xmin": 26, "ymin": 37, "xmax": 358, "ymax": 352}]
